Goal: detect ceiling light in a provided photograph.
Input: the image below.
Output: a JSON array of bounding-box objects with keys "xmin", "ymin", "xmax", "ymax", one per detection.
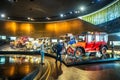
[
  {"xmin": 30, "ymin": 18, "xmax": 34, "ymax": 21},
  {"xmin": 8, "ymin": 17, "xmax": 10, "ymax": 19},
  {"xmin": 75, "ymin": 11, "xmax": 78, "ymax": 13},
  {"xmin": 1, "ymin": 14, "xmax": 6, "ymax": 18},
  {"xmin": 46, "ymin": 17, "xmax": 51, "ymax": 20},
  {"xmin": 75, "ymin": 11, "xmax": 80, "ymax": 14},
  {"xmin": 60, "ymin": 14, "xmax": 64, "ymax": 17},
  {"xmin": 69, "ymin": 11, "xmax": 73, "ymax": 14},
  {"xmin": 27, "ymin": 17, "xmax": 31, "ymax": 20},
  {"xmin": 80, "ymin": 6, "xmax": 85, "ymax": 11}
]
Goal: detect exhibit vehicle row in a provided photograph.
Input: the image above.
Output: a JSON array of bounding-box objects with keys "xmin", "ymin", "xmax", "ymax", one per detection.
[
  {"xmin": 1, "ymin": 32, "xmax": 111, "ymax": 60},
  {"xmin": 1, "ymin": 32, "xmax": 120, "ymax": 65},
  {"xmin": 8, "ymin": 32, "xmax": 108, "ymax": 56}
]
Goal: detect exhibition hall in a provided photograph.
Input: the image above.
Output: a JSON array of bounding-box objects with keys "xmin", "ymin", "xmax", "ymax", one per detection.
[{"xmin": 0, "ymin": 0, "xmax": 120, "ymax": 80}]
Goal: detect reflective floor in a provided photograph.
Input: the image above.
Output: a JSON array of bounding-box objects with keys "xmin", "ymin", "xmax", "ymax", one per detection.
[
  {"xmin": 1, "ymin": 43, "xmax": 120, "ymax": 80},
  {"xmin": 47, "ymin": 57, "xmax": 120, "ymax": 80},
  {"xmin": 0, "ymin": 55, "xmax": 40, "ymax": 80},
  {"xmin": 1, "ymin": 55, "xmax": 120, "ymax": 80},
  {"xmin": 41, "ymin": 57, "xmax": 120, "ymax": 80}
]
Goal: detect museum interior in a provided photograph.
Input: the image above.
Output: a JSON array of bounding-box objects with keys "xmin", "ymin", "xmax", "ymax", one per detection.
[{"xmin": 0, "ymin": 0, "xmax": 120, "ymax": 80}]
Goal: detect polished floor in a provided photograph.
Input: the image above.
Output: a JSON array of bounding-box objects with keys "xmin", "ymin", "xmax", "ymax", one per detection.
[
  {"xmin": 1, "ymin": 44, "xmax": 120, "ymax": 80},
  {"xmin": 0, "ymin": 55, "xmax": 120, "ymax": 80},
  {"xmin": 0, "ymin": 55, "xmax": 40, "ymax": 80},
  {"xmin": 46, "ymin": 57, "xmax": 120, "ymax": 80}
]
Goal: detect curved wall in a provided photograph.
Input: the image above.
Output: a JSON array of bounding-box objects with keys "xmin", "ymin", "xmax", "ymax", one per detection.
[
  {"xmin": 81, "ymin": 0, "xmax": 120, "ymax": 25},
  {"xmin": 0, "ymin": 19, "xmax": 101, "ymax": 37}
]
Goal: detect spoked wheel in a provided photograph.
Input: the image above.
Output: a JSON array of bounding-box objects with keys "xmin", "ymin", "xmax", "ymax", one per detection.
[
  {"xmin": 75, "ymin": 47, "xmax": 83, "ymax": 58},
  {"xmin": 100, "ymin": 47, "xmax": 107, "ymax": 58},
  {"xmin": 66, "ymin": 46, "xmax": 74, "ymax": 56},
  {"xmin": 101, "ymin": 47, "xmax": 107, "ymax": 54}
]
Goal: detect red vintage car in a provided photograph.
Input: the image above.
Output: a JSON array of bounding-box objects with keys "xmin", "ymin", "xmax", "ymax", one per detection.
[{"xmin": 66, "ymin": 32, "xmax": 108, "ymax": 58}]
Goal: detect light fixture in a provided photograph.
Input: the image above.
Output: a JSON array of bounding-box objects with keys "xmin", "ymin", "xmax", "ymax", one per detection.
[
  {"xmin": 75, "ymin": 11, "xmax": 80, "ymax": 14},
  {"xmin": 30, "ymin": 18, "xmax": 34, "ymax": 21},
  {"xmin": 75, "ymin": 11, "xmax": 78, "ymax": 13},
  {"xmin": 27, "ymin": 17, "xmax": 31, "ymax": 20},
  {"xmin": 69, "ymin": 11, "xmax": 73, "ymax": 14},
  {"xmin": 80, "ymin": 6, "xmax": 85, "ymax": 11},
  {"xmin": 60, "ymin": 14, "xmax": 64, "ymax": 18},
  {"xmin": 8, "ymin": 17, "xmax": 10, "ymax": 19},
  {"xmin": 1, "ymin": 14, "xmax": 6, "ymax": 18},
  {"xmin": 46, "ymin": 17, "xmax": 51, "ymax": 20}
]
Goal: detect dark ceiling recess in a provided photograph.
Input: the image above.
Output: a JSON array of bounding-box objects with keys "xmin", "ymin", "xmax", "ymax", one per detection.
[
  {"xmin": 0, "ymin": 0, "xmax": 116, "ymax": 22},
  {"xmin": 14, "ymin": 0, "xmax": 18, "ymax": 2},
  {"xmin": 30, "ymin": 0, "xmax": 34, "ymax": 1}
]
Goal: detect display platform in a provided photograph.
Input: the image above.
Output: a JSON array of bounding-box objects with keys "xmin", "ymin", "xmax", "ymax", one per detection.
[
  {"xmin": 1, "ymin": 50, "xmax": 120, "ymax": 66},
  {"xmin": 63, "ymin": 57, "xmax": 120, "ymax": 66}
]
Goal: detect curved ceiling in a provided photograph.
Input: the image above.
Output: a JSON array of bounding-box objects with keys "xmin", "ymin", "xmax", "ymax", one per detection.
[{"xmin": 0, "ymin": 0, "xmax": 115, "ymax": 22}]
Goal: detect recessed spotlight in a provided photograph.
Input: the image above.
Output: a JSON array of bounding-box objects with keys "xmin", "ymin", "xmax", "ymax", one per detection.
[
  {"xmin": 46, "ymin": 17, "xmax": 51, "ymax": 20},
  {"xmin": 75, "ymin": 11, "xmax": 79, "ymax": 14},
  {"xmin": 30, "ymin": 18, "xmax": 34, "ymax": 21},
  {"xmin": 8, "ymin": 17, "xmax": 10, "ymax": 19},
  {"xmin": 1, "ymin": 14, "xmax": 6, "ymax": 18},
  {"xmin": 27, "ymin": 17, "xmax": 31, "ymax": 20},
  {"xmin": 60, "ymin": 14, "xmax": 64, "ymax": 17},
  {"xmin": 80, "ymin": 6, "xmax": 85, "ymax": 11},
  {"xmin": 69, "ymin": 11, "xmax": 73, "ymax": 14}
]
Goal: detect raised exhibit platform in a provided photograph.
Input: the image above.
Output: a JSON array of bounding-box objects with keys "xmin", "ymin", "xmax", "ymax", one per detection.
[{"xmin": 0, "ymin": 51, "xmax": 120, "ymax": 66}]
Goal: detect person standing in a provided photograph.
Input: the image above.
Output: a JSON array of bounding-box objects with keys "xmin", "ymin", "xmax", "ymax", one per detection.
[{"xmin": 40, "ymin": 41, "xmax": 45, "ymax": 65}]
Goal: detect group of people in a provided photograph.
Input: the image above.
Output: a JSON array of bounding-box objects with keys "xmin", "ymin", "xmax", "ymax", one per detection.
[{"xmin": 39, "ymin": 40, "xmax": 64, "ymax": 65}]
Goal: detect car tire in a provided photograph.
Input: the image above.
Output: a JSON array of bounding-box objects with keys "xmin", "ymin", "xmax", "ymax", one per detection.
[{"xmin": 75, "ymin": 47, "xmax": 83, "ymax": 58}]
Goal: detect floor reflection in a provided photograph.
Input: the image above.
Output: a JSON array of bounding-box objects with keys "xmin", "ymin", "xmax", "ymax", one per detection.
[
  {"xmin": 0, "ymin": 55, "xmax": 40, "ymax": 80},
  {"xmin": 53, "ymin": 62, "xmax": 63, "ymax": 79},
  {"xmin": 75, "ymin": 62, "xmax": 120, "ymax": 71},
  {"xmin": 45, "ymin": 57, "xmax": 120, "ymax": 80}
]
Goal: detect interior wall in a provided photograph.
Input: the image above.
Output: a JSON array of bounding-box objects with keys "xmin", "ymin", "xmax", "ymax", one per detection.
[{"xmin": 0, "ymin": 19, "xmax": 102, "ymax": 38}]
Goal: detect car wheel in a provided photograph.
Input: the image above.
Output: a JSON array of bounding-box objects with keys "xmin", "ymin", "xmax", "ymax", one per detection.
[
  {"xmin": 101, "ymin": 47, "xmax": 107, "ymax": 54},
  {"xmin": 75, "ymin": 47, "xmax": 83, "ymax": 58},
  {"xmin": 66, "ymin": 46, "xmax": 74, "ymax": 56}
]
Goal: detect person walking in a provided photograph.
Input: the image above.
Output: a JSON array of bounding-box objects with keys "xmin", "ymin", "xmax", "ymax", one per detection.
[{"xmin": 55, "ymin": 42, "xmax": 63, "ymax": 62}]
